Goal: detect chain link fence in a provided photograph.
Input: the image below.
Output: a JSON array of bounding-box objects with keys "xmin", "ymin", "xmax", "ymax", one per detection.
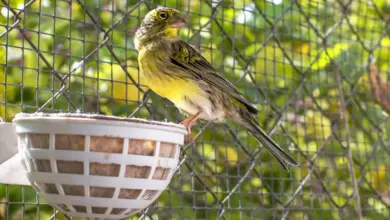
[{"xmin": 0, "ymin": 0, "xmax": 389, "ymax": 219}]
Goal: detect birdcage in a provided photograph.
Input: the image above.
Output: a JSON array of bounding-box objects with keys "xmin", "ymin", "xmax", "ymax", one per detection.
[{"xmin": 1, "ymin": 0, "xmax": 390, "ymax": 220}]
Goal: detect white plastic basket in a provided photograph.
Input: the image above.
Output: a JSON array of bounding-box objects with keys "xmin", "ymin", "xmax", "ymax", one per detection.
[{"xmin": 13, "ymin": 113, "xmax": 187, "ymax": 219}]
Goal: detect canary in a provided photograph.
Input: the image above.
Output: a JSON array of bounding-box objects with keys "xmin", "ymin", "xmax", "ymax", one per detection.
[{"xmin": 134, "ymin": 7, "xmax": 298, "ymax": 171}]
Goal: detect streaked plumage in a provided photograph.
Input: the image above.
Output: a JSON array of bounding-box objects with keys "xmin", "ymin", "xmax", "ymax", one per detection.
[{"xmin": 134, "ymin": 7, "xmax": 298, "ymax": 171}]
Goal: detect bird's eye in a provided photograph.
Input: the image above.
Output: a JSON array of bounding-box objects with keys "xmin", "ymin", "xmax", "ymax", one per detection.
[{"xmin": 159, "ymin": 12, "xmax": 168, "ymax": 20}]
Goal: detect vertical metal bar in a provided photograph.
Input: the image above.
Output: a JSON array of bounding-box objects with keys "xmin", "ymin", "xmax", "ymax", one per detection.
[
  {"xmin": 36, "ymin": 0, "xmax": 41, "ymax": 111},
  {"xmin": 81, "ymin": 0, "xmax": 86, "ymax": 113},
  {"xmin": 3, "ymin": 0, "xmax": 10, "ymax": 120},
  {"xmin": 6, "ymin": 184, "xmax": 9, "ymax": 220},
  {"xmin": 68, "ymin": 0, "xmax": 73, "ymax": 113}
]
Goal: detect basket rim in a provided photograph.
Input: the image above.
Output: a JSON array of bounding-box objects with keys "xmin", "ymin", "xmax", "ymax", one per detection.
[{"xmin": 13, "ymin": 113, "xmax": 187, "ymax": 134}]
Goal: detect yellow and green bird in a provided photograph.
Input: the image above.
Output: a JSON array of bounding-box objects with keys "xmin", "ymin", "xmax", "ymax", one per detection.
[{"xmin": 134, "ymin": 7, "xmax": 298, "ymax": 171}]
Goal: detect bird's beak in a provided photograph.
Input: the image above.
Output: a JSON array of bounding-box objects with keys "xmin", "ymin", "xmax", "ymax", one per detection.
[{"xmin": 171, "ymin": 15, "xmax": 187, "ymax": 28}]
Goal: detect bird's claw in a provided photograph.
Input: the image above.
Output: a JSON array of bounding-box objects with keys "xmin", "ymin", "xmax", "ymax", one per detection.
[
  {"xmin": 180, "ymin": 112, "xmax": 201, "ymax": 145},
  {"xmin": 180, "ymin": 121, "xmax": 195, "ymax": 145},
  {"xmin": 185, "ymin": 133, "xmax": 195, "ymax": 145}
]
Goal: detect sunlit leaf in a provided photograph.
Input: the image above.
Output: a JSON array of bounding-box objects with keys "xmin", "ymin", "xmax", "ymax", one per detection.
[
  {"xmin": 217, "ymin": 146, "xmax": 239, "ymax": 167},
  {"xmin": 311, "ymin": 43, "xmax": 348, "ymax": 70}
]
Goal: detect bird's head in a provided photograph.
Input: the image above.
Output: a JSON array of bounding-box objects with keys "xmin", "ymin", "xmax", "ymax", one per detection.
[{"xmin": 136, "ymin": 7, "xmax": 186, "ymax": 42}]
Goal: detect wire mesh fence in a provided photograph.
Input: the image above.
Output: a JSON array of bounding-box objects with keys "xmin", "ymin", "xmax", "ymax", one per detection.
[{"xmin": 0, "ymin": 0, "xmax": 389, "ymax": 219}]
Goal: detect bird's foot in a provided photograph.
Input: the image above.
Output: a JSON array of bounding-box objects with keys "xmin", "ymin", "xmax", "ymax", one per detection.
[
  {"xmin": 180, "ymin": 116, "xmax": 193, "ymax": 128},
  {"xmin": 184, "ymin": 126, "xmax": 195, "ymax": 145},
  {"xmin": 180, "ymin": 112, "xmax": 201, "ymax": 145},
  {"xmin": 180, "ymin": 119, "xmax": 195, "ymax": 145}
]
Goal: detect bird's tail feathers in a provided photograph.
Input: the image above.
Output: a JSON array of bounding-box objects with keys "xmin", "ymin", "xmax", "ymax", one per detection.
[{"xmin": 240, "ymin": 111, "xmax": 299, "ymax": 171}]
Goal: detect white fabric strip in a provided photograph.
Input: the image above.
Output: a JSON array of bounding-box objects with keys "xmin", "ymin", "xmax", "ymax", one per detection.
[
  {"xmin": 26, "ymin": 149, "xmax": 177, "ymax": 169},
  {"xmin": 27, "ymin": 172, "xmax": 171, "ymax": 190},
  {"xmin": 41, "ymin": 193, "xmax": 151, "ymax": 209},
  {"xmin": 60, "ymin": 210, "xmax": 133, "ymax": 219},
  {"xmin": 83, "ymin": 135, "xmax": 92, "ymax": 215},
  {"xmin": 15, "ymin": 121, "xmax": 185, "ymax": 144}
]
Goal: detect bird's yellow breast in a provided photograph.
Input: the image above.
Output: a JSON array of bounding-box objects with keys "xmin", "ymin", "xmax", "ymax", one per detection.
[
  {"xmin": 138, "ymin": 47, "xmax": 213, "ymax": 117},
  {"xmin": 145, "ymin": 74, "xmax": 210, "ymax": 116},
  {"xmin": 138, "ymin": 49, "xmax": 201, "ymax": 112},
  {"xmin": 147, "ymin": 75, "xmax": 199, "ymax": 103}
]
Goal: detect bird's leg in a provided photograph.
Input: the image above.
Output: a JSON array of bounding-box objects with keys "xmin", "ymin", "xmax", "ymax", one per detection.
[{"xmin": 180, "ymin": 111, "xmax": 201, "ymax": 144}]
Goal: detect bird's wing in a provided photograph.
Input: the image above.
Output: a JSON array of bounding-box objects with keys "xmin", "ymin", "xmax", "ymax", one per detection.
[{"xmin": 169, "ymin": 40, "xmax": 258, "ymax": 114}]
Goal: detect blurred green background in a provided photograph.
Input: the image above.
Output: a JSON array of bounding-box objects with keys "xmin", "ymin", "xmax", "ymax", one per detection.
[{"xmin": 0, "ymin": 0, "xmax": 390, "ymax": 219}]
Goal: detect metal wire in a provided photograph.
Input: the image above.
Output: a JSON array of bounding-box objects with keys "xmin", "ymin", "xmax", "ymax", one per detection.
[{"xmin": 0, "ymin": 0, "xmax": 389, "ymax": 219}]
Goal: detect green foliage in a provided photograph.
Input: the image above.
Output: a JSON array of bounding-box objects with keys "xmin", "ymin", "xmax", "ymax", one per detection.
[{"xmin": 0, "ymin": 0, "xmax": 389, "ymax": 219}]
